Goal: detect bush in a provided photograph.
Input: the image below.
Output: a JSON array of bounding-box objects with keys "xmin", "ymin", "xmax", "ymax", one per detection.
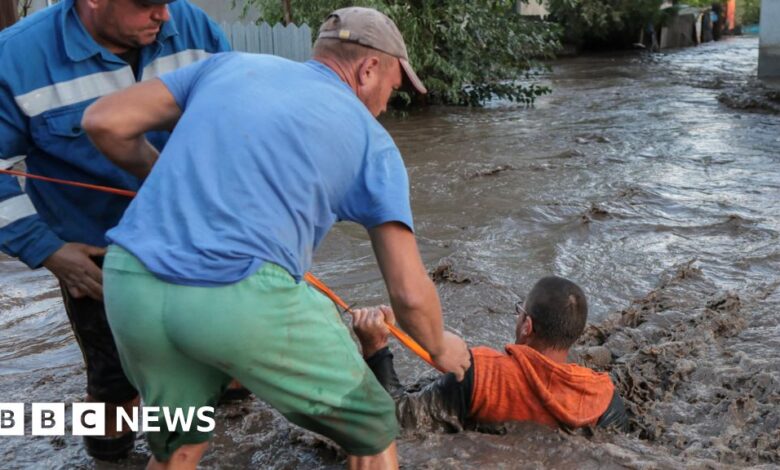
[
  {"xmin": 738, "ymin": 0, "xmax": 761, "ymax": 25},
  {"xmin": 241, "ymin": 0, "xmax": 561, "ymax": 106},
  {"xmin": 547, "ymin": 0, "xmax": 664, "ymax": 49}
]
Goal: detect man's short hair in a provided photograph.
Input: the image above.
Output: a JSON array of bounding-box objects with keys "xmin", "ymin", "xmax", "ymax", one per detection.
[
  {"xmin": 525, "ymin": 276, "xmax": 588, "ymax": 350},
  {"xmin": 312, "ymin": 37, "xmax": 397, "ymax": 70}
]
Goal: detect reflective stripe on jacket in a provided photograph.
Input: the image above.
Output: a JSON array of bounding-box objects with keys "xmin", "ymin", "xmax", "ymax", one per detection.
[{"xmin": 0, "ymin": 0, "xmax": 230, "ymax": 267}]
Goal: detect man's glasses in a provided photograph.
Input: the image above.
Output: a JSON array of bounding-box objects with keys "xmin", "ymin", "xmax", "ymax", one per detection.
[{"xmin": 515, "ymin": 301, "xmax": 528, "ymax": 318}]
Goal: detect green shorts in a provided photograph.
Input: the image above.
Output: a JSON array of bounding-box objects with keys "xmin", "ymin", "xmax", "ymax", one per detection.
[{"xmin": 103, "ymin": 245, "xmax": 398, "ymax": 461}]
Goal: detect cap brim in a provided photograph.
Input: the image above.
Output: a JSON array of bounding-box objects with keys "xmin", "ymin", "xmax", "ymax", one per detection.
[{"xmin": 399, "ymin": 58, "xmax": 427, "ymax": 94}]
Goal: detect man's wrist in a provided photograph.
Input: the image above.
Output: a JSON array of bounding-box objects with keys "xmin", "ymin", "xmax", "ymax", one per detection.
[
  {"xmin": 360, "ymin": 340, "xmax": 389, "ymax": 358},
  {"xmin": 426, "ymin": 338, "xmax": 446, "ymax": 358},
  {"xmin": 364, "ymin": 346, "xmax": 392, "ymax": 364}
]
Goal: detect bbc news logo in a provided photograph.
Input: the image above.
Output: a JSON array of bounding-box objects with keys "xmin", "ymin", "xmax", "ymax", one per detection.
[{"xmin": 0, "ymin": 403, "xmax": 215, "ymax": 436}]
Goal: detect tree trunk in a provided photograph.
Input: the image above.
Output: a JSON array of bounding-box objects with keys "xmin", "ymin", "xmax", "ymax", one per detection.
[
  {"xmin": 0, "ymin": 0, "xmax": 19, "ymax": 31},
  {"xmin": 281, "ymin": 0, "xmax": 292, "ymax": 25}
]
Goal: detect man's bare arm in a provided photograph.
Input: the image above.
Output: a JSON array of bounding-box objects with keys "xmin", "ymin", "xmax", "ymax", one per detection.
[
  {"xmin": 368, "ymin": 222, "xmax": 471, "ymax": 379},
  {"xmin": 82, "ymin": 78, "xmax": 182, "ymax": 179}
]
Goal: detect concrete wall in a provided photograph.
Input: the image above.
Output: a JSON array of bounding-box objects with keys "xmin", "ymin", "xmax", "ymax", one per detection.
[{"xmin": 758, "ymin": 0, "xmax": 780, "ymax": 78}]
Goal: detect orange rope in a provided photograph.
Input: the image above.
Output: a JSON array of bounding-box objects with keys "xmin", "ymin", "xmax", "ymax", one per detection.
[
  {"xmin": 1, "ymin": 167, "xmax": 439, "ymax": 369},
  {"xmin": 304, "ymin": 272, "xmax": 440, "ymax": 371}
]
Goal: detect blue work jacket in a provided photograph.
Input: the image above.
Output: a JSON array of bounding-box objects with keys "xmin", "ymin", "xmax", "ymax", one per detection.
[{"xmin": 0, "ymin": 0, "xmax": 230, "ymax": 268}]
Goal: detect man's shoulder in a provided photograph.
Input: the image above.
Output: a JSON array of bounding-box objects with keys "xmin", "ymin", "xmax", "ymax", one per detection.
[
  {"xmin": 168, "ymin": 0, "xmax": 213, "ymax": 23},
  {"xmin": 0, "ymin": 6, "xmax": 65, "ymax": 91},
  {"xmin": 470, "ymin": 346, "xmax": 506, "ymax": 359},
  {"xmin": 162, "ymin": 0, "xmax": 228, "ymax": 54}
]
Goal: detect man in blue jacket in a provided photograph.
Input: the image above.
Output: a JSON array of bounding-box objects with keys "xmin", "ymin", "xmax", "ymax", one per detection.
[{"xmin": 0, "ymin": 0, "xmax": 229, "ymax": 460}]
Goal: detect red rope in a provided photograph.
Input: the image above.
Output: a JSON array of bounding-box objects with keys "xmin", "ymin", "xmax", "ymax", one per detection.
[{"xmin": 0, "ymin": 168, "xmax": 137, "ymax": 198}]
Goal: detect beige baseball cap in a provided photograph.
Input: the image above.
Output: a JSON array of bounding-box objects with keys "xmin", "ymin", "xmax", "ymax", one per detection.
[{"xmin": 317, "ymin": 7, "xmax": 427, "ymax": 94}]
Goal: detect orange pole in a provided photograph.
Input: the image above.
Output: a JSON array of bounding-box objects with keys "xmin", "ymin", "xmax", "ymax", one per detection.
[{"xmin": 304, "ymin": 272, "xmax": 441, "ymax": 371}]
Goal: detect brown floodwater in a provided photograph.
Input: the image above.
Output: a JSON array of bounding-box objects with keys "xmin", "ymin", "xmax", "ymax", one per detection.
[{"xmin": 1, "ymin": 36, "xmax": 778, "ymax": 469}]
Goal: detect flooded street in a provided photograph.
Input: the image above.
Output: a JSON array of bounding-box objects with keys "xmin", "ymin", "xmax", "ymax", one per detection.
[{"xmin": 1, "ymin": 37, "xmax": 778, "ymax": 468}]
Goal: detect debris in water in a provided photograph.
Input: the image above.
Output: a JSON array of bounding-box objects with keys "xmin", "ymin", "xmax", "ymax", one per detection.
[
  {"xmin": 467, "ymin": 164, "xmax": 514, "ymax": 179},
  {"xmin": 429, "ymin": 259, "xmax": 472, "ymax": 284}
]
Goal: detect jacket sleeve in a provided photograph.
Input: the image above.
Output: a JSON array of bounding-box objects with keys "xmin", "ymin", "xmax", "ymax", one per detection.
[
  {"xmin": 596, "ymin": 389, "xmax": 630, "ymax": 432},
  {"xmin": 366, "ymin": 347, "xmax": 474, "ymax": 432},
  {"xmin": 199, "ymin": 6, "xmax": 231, "ymax": 53},
  {"xmin": 0, "ymin": 76, "xmax": 64, "ymax": 268},
  {"xmin": 210, "ymin": 19, "xmax": 232, "ymax": 53}
]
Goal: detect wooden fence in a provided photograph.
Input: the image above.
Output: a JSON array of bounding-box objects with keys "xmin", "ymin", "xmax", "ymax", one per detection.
[{"xmin": 219, "ymin": 21, "xmax": 312, "ymax": 61}]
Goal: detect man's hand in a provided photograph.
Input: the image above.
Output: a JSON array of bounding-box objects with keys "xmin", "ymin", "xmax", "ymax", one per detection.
[
  {"xmin": 42, "ymin": 243, "xmax": 106, "ymax": 301},
  {"xmin": 353, "ymin": 305, "xmax": 471, "ymax": 381},
  {"xmin": 352, "ymin": 305, "xmax": 394, "ymax": 358},
  {"xmin": 430, "ymin": 332, "xmax": 471, "ymax": 382}
]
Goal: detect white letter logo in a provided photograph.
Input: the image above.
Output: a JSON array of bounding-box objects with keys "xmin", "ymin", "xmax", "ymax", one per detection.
[
  {"xmin": 196, "ymin": 407, "xmax": 215, "ymax": 432},
  {"xmin": 142, "ymin": 406, "xmax": 161, "ymax": 432},
  {"xmin": 72, "ymin": 403, "xmax": 106, "ymax": 436},
  {"xmin": 116, "ymin": 405, "xmax": 140, "ymax": 433},
  {"xmin": 163, "ymin": 407, "xmax": 195, "ymax": 432},
  {"xmin": 32, "ymin": 403, "xmax": 64, "ymax": 436},
  {"xmin": 0, "ymin": 403, "xmax": 24, "ymax": 436}
]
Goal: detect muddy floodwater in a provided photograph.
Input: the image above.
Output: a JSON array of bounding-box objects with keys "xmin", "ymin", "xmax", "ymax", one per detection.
[{"xmin": 1, "ymin": 37, "xmax": 778, "ymax": 469}]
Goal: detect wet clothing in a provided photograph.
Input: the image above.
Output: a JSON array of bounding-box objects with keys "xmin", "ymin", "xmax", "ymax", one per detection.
[
  {"xmin": 103, "ymin": 245, "xmax": 398, "ymax": 460},
  {"xmin": 0, "ymin": 0, "xmax": 230, "ymax": 267},
  {"xmin": 60, "ymin": 257, "xmax": 137, "ymax": 404},
  {"xmin": 367, "ymin": 344, "xmax": 628, "ymax": 432},
  {"xmin": 107, "ymin": 53, "xmax": 414, "ymax": 287}
]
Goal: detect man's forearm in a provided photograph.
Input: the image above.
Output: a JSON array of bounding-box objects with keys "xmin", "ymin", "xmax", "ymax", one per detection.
[
  {"xmin": 94, "ymin": 135, "xmax": 158, "ymax": 179},
  {"xmin": 369, "ymin": 222, "xmax": 470, "ymax": 378},
  {"xmin": 365, "ymin": 347, "xmax": 405, "ymax": 399},
  {"xmin": 82, "ymin": 78, "xmax": 181, "ymax": 179},
  {"xmin": 365, "ymin": 347, "xmax": 475, "ymax": 431},
  {"xmin": 388, "ymin": 275, "xmax": 445, "ymax": 358}
]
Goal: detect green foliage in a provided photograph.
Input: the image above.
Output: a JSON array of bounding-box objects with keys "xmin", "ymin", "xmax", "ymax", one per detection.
[
  {"xmin": 738, "ymin": 0, "xmax": 760, "ymax": 25},
  {"xmin": 241, "ymin": 0, "xmax": 561, "ymax": 107},
  {"xmin": 547, "ymin": 0, "xmax": 664, "ymax": 48}
]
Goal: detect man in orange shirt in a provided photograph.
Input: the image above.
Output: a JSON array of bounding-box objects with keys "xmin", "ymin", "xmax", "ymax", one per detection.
[{"xmin": 352, "ymin": 276, "xmax": 628, "ymax": 432}]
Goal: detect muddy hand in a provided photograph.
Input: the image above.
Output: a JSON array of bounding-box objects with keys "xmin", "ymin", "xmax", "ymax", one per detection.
[
  {"xmin": 431, "ymin": 331, "xmax": 471, "ymax": 382},
  {"xmin": 43, "ymin": 243, "xmax": 106, "ymax": 301},
  {"xmin": 352, "ymin": 305, "xmax": 394, "ymax": 358}
]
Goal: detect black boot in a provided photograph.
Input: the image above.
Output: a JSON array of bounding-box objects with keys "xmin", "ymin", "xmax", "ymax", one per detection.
[
  {"xmin": 83, "ymin": 432, "xmax": 135, "ymax": 461},
  {"xmin": 218, "ymin": 386, "xmax": 253, "ymax": 404}
]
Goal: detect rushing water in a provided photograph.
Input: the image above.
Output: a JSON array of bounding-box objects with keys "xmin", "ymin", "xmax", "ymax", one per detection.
[{"xmin": 1, "ymin": 36, "xmax": 778, "ymax": 469}]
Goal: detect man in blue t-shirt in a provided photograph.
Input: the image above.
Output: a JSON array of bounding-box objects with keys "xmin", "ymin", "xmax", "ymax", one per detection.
[
  {"xmin": 83, "ymin": 7, "xmax": 471, "ymax": 469},
  {"xmin": 0, "ymin": 0, "xmax": 229, "ymax": 461}
]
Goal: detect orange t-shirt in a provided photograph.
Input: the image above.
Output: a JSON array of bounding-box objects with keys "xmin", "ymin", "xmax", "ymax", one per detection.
[{"xmin": 469, "ymin": 344, "xmax": 615, "ymax": 428}]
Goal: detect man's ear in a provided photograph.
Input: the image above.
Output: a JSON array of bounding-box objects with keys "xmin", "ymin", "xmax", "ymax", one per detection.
[
  {"xmin": 356, "ymin": 56, "xmax": 381, "ymax": 87},
  {"xmin": 522, "ymin": 315, "xmax": 533, "ymax": 337}
]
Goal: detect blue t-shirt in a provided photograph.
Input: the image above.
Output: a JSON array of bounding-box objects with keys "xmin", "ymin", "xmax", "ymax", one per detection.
[{"xmin": 107, "ymin": 53, "xmax": 414, "ymax": 286}]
